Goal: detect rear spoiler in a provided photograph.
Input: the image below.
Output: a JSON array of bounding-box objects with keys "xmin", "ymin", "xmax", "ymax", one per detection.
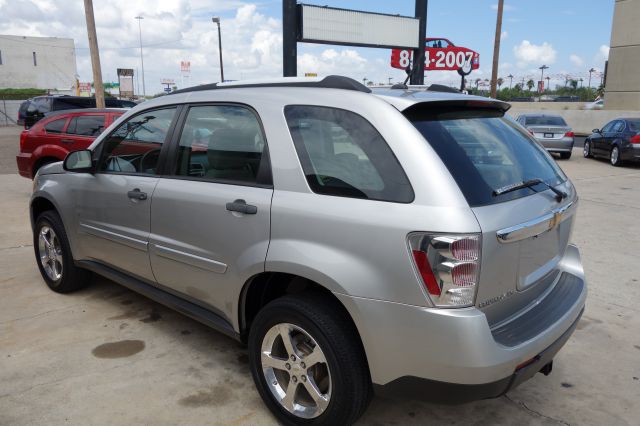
[{"xmin": 403, "ymin": 99, "xmax": 511, "ymax": 115}]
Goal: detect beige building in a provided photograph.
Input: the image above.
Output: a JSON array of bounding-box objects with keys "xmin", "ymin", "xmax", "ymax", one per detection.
[
  {"xmin": 0, "ymin": 35, "xmax": 77, "ymax": 91},
  {"xmin": 604, "ymin": 0, "xmax": 640, "ymax": 110}
]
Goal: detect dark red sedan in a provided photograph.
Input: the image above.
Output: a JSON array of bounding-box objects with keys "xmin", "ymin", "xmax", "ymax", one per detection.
[{"xmin": 16, "ymin": 108, "xmax": 124, "ymax": 178}]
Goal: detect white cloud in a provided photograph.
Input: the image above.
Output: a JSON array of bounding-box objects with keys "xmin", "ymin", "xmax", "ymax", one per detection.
[
  {"xmin": 513, "ymin": 40, "xmax": 557, "ymax": 68},
  {"xmin": 491, "ymin": 4, "xmax": 515, "ymax": 11},
  {"xmin": 501, "ymin": 31, "xmax": 508, "ymax": 40},
  {"xmin": 569, "ymin": 54, "xmax": 584, "ymax": 67},
  {"xmin": 597, "ymin": 45, "xmax": 610, "ymax": 61}
]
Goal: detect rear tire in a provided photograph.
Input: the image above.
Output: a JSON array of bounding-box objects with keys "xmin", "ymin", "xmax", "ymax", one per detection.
[
  {"xmin": 559, "ymin": 151, "xmax": 572, "ymax": 160},
  {"xmin": 248, "ymin": 293, "xmax": 371, "ymax": 426},
  {"xmin": 34, "ymin": 211, "xmax": 91, "ymax": 293},
  {"xmin": 610, "ymin": 145, "xmax": 623, "ymax": 167},
  {"xmin": 583, "ymin": 140, "xmax": 592, "ymax": 158}
]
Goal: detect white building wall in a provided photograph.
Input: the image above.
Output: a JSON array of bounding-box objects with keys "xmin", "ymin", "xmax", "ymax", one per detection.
[{"xmin": 0, "ymin": 35, "xmax": 77, "ymax": 91}]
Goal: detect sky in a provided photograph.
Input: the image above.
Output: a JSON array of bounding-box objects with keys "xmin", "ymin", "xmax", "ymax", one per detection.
[{"xmin": 0, "ymin": 0, "xmax": 615, "ymax": 94}]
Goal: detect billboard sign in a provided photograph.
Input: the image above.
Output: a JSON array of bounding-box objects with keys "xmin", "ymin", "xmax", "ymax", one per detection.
[
  {"xmin": 391, "ymin": 38, "xmax": 480, "ymax": 71},
  {"xmin": 538, "ymin": 80, "xmax": 545, "ymax": 93},
  {"xmin": 78, "ymin": 82, "xmax": 92, "ymax": 96},
  {"xmin": 117, "ymin": 68, "xmax": 134, "ymax": 98},
  {"xmin": 181, "ymin": 61, "xmax": 191, "ymax": 73},
  {"xmin": 161, "ymin": 78, "xmax": 175, "ymax": 85},
  {"xmin": 299, "ymin": 4, "xmax": 419, "ymax": 49}
]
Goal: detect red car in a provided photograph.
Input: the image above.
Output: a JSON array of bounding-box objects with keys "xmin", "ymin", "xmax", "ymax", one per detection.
[
  {"xmin": 391, "ymin": 38, "xmax": 480, "ymax": 71},
  {"xmin": 16, "ymin": 108, "xmax": 124, "ymax": 178}
]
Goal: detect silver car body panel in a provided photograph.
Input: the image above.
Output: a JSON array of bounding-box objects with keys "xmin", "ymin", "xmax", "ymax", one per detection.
[{"xmin": 32, "ymin": 83, "xmax": 587, "ymax": 388}]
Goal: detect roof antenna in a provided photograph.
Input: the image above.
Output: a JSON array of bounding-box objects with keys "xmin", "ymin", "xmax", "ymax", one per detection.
[{"xmin": 392, "ymin": 52, "xmax": 423, "ymax": 90}]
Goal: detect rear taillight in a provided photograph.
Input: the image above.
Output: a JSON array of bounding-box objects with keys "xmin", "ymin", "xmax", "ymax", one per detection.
[
  {"xmin": 564, "ymin": 131, "xmax": 574, "ymax": 137},
  {"xmin": 408, "ymin": 233, "xmax": 481, "ymax": 308},
  {"xmin": 19, "ymin": 131, "xmax": 27, "ymax": 151},
  {"xmin": 631, "ymin": 135, "xmax": 640, "ymax": 144}
]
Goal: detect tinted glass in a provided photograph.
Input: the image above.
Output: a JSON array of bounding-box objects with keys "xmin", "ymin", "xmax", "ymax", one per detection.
[
  {"xmin": 524, "ymin": 116, "xmax": 567, "ymax": 126},
  {"xmin": 405, "ymin": 106, "xmax": 566, "ymax": 207},
  {"xmin": 99, "ymin": 107, "xmax": 176, "ymax": 175},
  {"xmin": 44, "ymin": 118, "xmax": 67, "ymax": 133},
  {"xmin": 627, "ymin": 120, "xmax": 640, "ymax": 132},
  {"xmin": 601, "ymin": 121, "xmax": 615, "ymax": 132},
  {"xmin": 613, "ymin": 121, "xmax": 625, "ymax": 132},
  {"xmin": 174, "ymin": 105, "xmax": 267, "ymax": 184},
  {"xmin": 285, "ymin": 105, "xmax": 414, "ymax": 203},
  {"xmin": 53, "ymin": 97, "xmax": 94, "ymax": 111},
  {"xmin": 67, "ymin": 115, "xmax": 105, "ymax": 136}
]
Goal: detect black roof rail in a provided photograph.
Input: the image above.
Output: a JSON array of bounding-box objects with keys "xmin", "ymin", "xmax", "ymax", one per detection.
[
  {"xmin": 427, "ymin": 84, "xmax": 460, "ymax": 93},
  {"xmin": 169, "ymin": 75, "xmax": 371, "ymax": 95}
]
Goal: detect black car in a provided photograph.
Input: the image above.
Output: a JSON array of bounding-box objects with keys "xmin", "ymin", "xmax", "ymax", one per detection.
[
  {"xmin": 583, "ymin": 118, "xmax": 640, "ymax": 166},
  {"xmin": 19, "ymin": 96, "xmax": 136, "ymax": 128}
]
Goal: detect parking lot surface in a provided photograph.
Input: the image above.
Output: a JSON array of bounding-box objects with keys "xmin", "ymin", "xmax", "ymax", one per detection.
[{"xmin": 1, "ymin": 125, "xmax": 639, "ymax": 425}]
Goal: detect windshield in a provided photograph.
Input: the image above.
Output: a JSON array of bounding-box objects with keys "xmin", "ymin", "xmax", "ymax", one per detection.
[
  {"xmin": 524, "ymin": 116, "xmax": 567, "ymax": 126},
  {"xmin": 405, "ymin": 106, "xmax": 567, "ymax": 207}
]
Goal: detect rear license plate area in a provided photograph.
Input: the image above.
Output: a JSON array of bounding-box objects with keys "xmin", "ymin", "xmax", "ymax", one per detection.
[{"xmin": 544, "ymin": 133, "xmax": 554, "ymax": 138}]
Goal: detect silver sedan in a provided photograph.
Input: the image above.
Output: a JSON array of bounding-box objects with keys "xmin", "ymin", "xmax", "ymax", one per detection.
[{"xmin": 516, "ymin": 114, "xmax": 575, "ymax": 159}]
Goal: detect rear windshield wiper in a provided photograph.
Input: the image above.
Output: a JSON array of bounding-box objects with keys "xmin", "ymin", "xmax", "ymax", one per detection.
[{"xmin": 493, "ymin": 178, "xmax": 567, "ymax": 202}]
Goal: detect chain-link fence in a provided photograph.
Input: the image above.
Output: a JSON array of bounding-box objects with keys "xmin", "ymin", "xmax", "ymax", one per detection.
[{"xmin": 0, "ymin": 98, "xmax": 22, "ymax": 126}]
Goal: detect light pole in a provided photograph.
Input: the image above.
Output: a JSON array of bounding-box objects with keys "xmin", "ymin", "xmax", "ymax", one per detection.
[
  {"xmin": 134, "ymin": 16, "xmax": 146, "ymax": 98},
  {"xmin": 508, "ymin": 73, "xmax": 513, "ymax": 90},
  {"xmin": 579, "ymin": 78, "xmax": 583, "ymax": 88},
  {"xmin": 545, "ymin": 76, "xmax": 550, "ymax": 91},
  {"xmin": 588, "ymin": 67, "xmax": 596, "ymax": 88},
  {"xmin": 212, "ymin": 17, "xmax": 224, "ymax": 82},
  {"xmin": 539, "ymin": 64, "xmax": 549, "ymax": 100}
]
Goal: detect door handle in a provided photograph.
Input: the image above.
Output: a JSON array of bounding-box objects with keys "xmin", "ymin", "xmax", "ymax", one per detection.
[
  {"xmin": 61, "ymin": 138, "xmax": 75, "ymax": 143},
  {"xmin": 225, "ymin": 199, "xmax": 257, "ymax": 215},
  {"xmin": 127, "ymin": 188, "xmax": 148, "ymax": 201}
]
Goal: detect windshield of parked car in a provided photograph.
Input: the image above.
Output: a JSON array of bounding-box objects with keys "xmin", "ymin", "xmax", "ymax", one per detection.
[
  {"xmin": 524, "ymin": 116, "xmax": 567, "ymax": 126},
  {"xmin": 405, "ymin": 106, "xmax": 567, "ymax": 207}
]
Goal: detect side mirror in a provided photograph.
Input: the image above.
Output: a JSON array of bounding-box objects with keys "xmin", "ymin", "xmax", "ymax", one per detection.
[
  {"xmin": 592, "ymin": 128, "xmax": 601, "ymax": 134},
  {"xmin": 63, "ymin": 149, "xmax": 94, "ymax": 173}
]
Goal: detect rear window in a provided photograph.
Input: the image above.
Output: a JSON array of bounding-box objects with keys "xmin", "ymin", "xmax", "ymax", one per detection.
[
  {"xmin": 627, "ymin": 120, "xmax": 640, "ymax": 132},
  {"xmin": 524, "ymin": 116, "xmax": 567, "ymax": 126},
  {"xmin": 44, "ymin": 118, "xmax": 67, "ymax": 134},
  {"xmin": 405, "ymin": 106, "xmax": 566, "ymax": 207},
  {"xmin": 285, "ymin": 105, "xmax": 413, "ymax": 203}
]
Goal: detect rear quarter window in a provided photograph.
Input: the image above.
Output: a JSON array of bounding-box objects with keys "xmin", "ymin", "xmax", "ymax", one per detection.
[
  {"xmin": 284, "ymin": 105, "xmax": 413, "ymax": 203},
  {"xmin": 44, "ymin": 117, "xmax": 68, "ymax": 134}
]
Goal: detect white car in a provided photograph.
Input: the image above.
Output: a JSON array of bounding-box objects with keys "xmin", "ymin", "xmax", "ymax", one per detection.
[{"xmin": 584, "ymin": 99, "xmax": 604, "ymax": 110}]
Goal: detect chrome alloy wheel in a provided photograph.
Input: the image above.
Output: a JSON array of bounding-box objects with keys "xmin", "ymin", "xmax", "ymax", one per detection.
[
  {"xmin": 583, "ymin": 141, "xmax": 590, "ymax": 157},
  {"xmin": 261, "ymin": 323, "xmax": 331, "ymax": 419},
  {"xmin": 38, "ymin": 225, "xmax": 63, "ymax": 281},
  {"xmin": 611, "ymin": 146, "xmax": 619, "ymax": 165}
]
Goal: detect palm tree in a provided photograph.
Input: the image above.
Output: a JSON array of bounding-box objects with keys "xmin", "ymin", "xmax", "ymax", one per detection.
[
  {"xmin": 526, "ymin": 79, "xmax": 535, "ymax": 92},
  {"xmin": 514, "ymin": 83, "xmax": 522, "ymax": 92},
  {"xmin": 569, "ymin": 79, "xmax": 578, "ymax": 90},
  {"xmin": 497, "ymin": 77, "xmax": 504, "ymax": 90}
]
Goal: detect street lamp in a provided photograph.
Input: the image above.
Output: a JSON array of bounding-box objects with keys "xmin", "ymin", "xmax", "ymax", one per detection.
[
  {"xmin": 507, "ymin": 73, "xmax": 513, "ymax": 90},
  {"xmin": 588, "ymin": 67, "xmax": 596, "ymax": 88},
  {"xmin": 545, "ymin": 76, "xmax": 550, "ymax": 91},
  {"xmin": 212, "ymin": 17, "xmax": 224, "ymax": 83},
  {"xmin": 134, "ymin": 15, "xmax": 146, "ymax": 97}
]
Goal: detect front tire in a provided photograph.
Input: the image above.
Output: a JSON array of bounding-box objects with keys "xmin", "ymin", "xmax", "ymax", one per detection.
[
  {"xmin": 248, "ymin": 293, "xmax": 371, "ymax": 426},
  {"xmin": 610, "ymin": 145, "xmax": 623, "ymax": 167},
  {"xmin": 34, "ymin": 211, "xmax": 91, "ymax": 293}
]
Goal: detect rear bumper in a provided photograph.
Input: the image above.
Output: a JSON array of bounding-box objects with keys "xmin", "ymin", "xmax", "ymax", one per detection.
[
  {"xmin": 620, "ymin": 145, "xmax": 640, "ymax": 161},
  {"xmin": 374, "ymin": 308, "xmax": 583, "ymax": 403},
  {"xmin": 335, "ymin": 244, "xmax": 586, "ymax": 403},
  {"xmin": 537, "ymin": 137, "xmax": 574, "ymax": 152},
  {"xmin": 16, "ymin": 153, "xmax": 33, "ymax": 178}
]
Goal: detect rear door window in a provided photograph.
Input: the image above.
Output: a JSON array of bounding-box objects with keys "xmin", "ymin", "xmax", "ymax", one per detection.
[
  {"xmin": 405, "ymin": 105, "xmax": 566, "ymax": 207},
  {"xmin": 67, "ymin": 115, "xmax": 106, "ymax": 136},
  {"xmin": 44, "ymin": 118, "xmax": 67, "ymax": 134},
  {"xmin": 284, "ymin": 105, "xmax": 413, "ymax": 203},
  {"xmin": 172, "ymin": 105, "xmax": 269, "ymax": 185}
]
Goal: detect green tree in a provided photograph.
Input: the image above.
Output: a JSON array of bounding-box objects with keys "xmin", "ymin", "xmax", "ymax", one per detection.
[
  {"xmin": 497, "ymin": 77, "xmax": 504, "ymax": 90},
  {"xmin": 569, "ymin": 79, "xmax": 578, "ymax": 90},
  {"xmin": 526, "ymin": 79, "xmax": 535, "ymax": 91}
]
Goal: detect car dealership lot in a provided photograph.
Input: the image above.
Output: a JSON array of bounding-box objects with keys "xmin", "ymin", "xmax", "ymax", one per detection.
[{"xmin": 1, "ymin": 125, "xmax": 639, "ymax": 425}]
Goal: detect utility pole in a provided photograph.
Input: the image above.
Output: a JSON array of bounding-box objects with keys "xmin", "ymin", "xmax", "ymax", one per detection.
[
  {"xmin": 212, "ymin": 17, "xmax": 224, "ymax": 82},
  {"xmin": 490, "ymin": 0, "xmax": 504, "ymax": 98},
  {"xmin": 282, "ymin": 0, "xmax": 297, "ymax": 77},
  {"xmin": 135, "ymin": 16, "xmax": 146, "ymax": 97},
  {"xmin": 83, "ymin": 0, "xmax": 105, "ymax": 108}
]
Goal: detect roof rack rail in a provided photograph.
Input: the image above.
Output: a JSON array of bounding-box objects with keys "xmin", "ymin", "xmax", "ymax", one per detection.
[{"xmin": 170, "ymin": 75, "xmax": 371, "ymax": 95}]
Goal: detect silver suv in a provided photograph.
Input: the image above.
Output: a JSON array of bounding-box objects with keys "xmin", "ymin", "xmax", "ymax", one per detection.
[{"xmin": 31, "ymin": 76, "xmax": 586, "ymax": 425}]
